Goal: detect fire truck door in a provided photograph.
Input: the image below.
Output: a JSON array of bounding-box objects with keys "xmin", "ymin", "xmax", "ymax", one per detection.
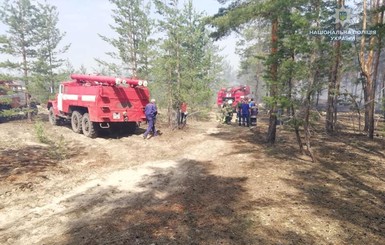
[{"xmin": 58, "ymin": 84, "xmax": 63, "ymax": 111}]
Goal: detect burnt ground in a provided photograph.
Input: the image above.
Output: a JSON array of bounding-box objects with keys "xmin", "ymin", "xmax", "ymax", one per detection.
[{"xmin": 0, "ymin": 109, "xmax": 384, "ymax": 245}]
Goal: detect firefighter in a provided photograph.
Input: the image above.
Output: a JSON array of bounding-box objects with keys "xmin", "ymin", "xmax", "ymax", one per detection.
[
  {"xmin": 220, "ymin": 101, "xmax": 228, "ymax": 123},
  {"xmin": 223, "ymin": 99, "xmax": 233, "ymax": 124},
  {"xmin": 179, "ymin": 102, "xmax": 188, "ymax": 126},
  {"xmin": 236, "ymin": 96, "xmax": 243, "ymax": 126},
  {"xmin": 249, "ymin": 98, "xmax": 258, "ymax": 126},
  {"xmin": 241, "ymin": 98, "xmax": 250, "ymax": 127},
  {"xmin": 143, "ymin": 99, "xmax": 158, "ymax": 139}
]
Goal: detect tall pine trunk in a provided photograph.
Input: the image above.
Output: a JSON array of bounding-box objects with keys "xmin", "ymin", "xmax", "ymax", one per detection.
[
  {"xmin": 326, "ymin": 0, "xmax": 343, "ymax": 134},
  {"xmin": 22, "ymin": 41, "xmax": 32, "ymax": 122},
  {"xmin": 304, "ymin": 86, "xmax": 316, "ymax": 162},
  {"xmin": 369, "ymin": 0, "xmax": 383, "ymax": 138},
  {"xmin": 359, "ymin": 0, "xmax": 382, "ymax": 139},
  {"xmin": 382, "ymin": 75, "xmax": 385, "ymax": 118},
  {"xmin": 266, "ymin": 17, "xmax": 278, "ymax": 144}
]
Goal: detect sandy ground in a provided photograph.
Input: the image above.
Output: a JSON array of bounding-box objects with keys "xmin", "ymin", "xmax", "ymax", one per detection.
[{"xmin": 0, "ymin": 110, "xmax": 384, "ymax": 245}]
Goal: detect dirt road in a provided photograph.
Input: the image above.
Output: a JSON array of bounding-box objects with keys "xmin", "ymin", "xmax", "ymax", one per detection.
[
  {"xmin": 0, "ymin": 112, "xmax": 385, "ymax": 245},
  {"xmin": 0, "ymin": 113, "xmax": 253, "ymax": 245}
]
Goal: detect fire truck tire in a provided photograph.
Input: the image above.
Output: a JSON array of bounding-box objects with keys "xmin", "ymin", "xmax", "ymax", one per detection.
[
  {"xmin": 71, "ymin": 111, "xmax": 83, "ymax": 134},
  {"xmin": 48, "ymin": 107, "xmax": 58, "ymax": 125},
  {"xmin": 82, "ymin": 113, "xmax": 97, "ymax": 138}
]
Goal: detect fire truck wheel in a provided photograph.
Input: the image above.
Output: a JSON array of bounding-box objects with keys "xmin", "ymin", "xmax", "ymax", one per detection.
[
  {"xmin": 71, "ymin": 111, "xmax": 83, "ymax": 134},
  {"xmin": 82, "ymin": 113, "xmax": 97, "ymax": 138},
  {"xmin": 48, "ymin": 107, "xmax": 58, "ymax": 125}
]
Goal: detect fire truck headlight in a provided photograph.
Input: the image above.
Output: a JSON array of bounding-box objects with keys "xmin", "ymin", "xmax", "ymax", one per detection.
[{"xmin": 143, "ymin": 80, "xmax": 148, "ymax": 87}]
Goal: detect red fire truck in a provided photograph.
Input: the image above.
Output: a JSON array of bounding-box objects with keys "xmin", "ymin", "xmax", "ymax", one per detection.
[
  {"xmin": 47, "ymin": 74, "xmax": 150, "ymax": 138},
  {"xmin": 216, "ymin": 85, "xmax": 251, "ymax": 109}
]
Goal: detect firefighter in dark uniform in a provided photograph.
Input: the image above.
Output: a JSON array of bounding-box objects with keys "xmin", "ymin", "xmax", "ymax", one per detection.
[
  {"xmin": 249, "ymin": 98, "xmax": 258, "ymax": 126},
  {"xmin": 241, "ymin": 98, "xmax": 250, "ymax": 127},
  {"xmin": 224, "ymin": 99, "xmax": 233, "ymax": 124},
  {"xmin": 236, "ymin": 97, "xmax": 243, "ymax": 126}
]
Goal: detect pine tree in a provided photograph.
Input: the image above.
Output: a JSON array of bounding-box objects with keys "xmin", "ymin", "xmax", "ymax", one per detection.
[
  {"xmin": 358, "ymin": 0, "xmax": 385, "ymax": 139},
  {"xmin": 0, "ymin": 0, "xmax": 41, "ymax": 120},
  {"xmin": 178, "ymin": 1, "xmax": 222, "ymax": 108},
  {"xmin": 237, "ymin": 23, "xmax": 269, "ymax": 101},
  {"xmin": 0, "ymin": 0, "xmax": 39, "ymax": 85},
  {"xmin": 153, "ymin": 0, "xmax": 223, "ymax": 124},
  {"xmin": 209, "ymin": 0, "xmax": 286, "ymax": 144},
  {"xmin": 97, "ymin": 0, "xmax": 153, "ymax": 78},
  {"xmin": 32, "ymin": 0, "xmax": 70, "ymax": 101}
]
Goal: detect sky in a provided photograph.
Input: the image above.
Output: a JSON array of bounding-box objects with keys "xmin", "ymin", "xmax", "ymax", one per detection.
[{"xmin": 41, "ymin": 0, "xmax": 240, "ymax": 72}]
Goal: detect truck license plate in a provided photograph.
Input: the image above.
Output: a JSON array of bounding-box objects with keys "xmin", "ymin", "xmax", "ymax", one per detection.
[{"xmin": 113, "ymin": 112, "xmax": 120, "ymax": 120}]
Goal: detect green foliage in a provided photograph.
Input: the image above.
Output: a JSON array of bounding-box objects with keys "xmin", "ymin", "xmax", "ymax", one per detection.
[
  {"xmin": 50, "ymin": 134, "xmax": 67, "ymax": 160},
  {"xmin": 208, "ymin": 1, "xmax": 262, "ymax": 40},
  {"xmin": 34, "ymin": 121, "xmax": 67, "ymax": 159},
  {"xmin": 210, "ymin": 0, "xmax": 340, "ymax": 144},
  {"xmin": 32, "ymin": 1, "xmax": 70, "ymax": 99},
  {"xmin": 0, "ymin": 0, "xmax": 70, "ymax": 105},
  {"xmin": 0, "ymin": 108, "xmax": 16, "ymax": 118},
  {"xmin": 34, "ymin": 120, "xmax": 49, "ymax": 143},
  {"xmin": 152, "ymin": 0, "xmax": 223, "ymax": 119},
  {"xmin": 0, "ymin": 0, "xmax": 40, "ymax": 84},
  {"xmin": 97, "ymin": 0, "xmax": 154, "ymax": 78}
]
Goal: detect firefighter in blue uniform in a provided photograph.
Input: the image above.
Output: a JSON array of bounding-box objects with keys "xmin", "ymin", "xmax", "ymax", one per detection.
[
  {"xmin": 241, "ymin": 98, "xmax": 250, "ymax": 127},
  {"xmin": 143, "ymin": 99, "xmax": 158, "ymax": 139}
]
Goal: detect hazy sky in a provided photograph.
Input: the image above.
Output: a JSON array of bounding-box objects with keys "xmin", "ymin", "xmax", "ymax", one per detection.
[{"xmin": 42, "ymin": 0, "xmax": 240, "ymax": 72}]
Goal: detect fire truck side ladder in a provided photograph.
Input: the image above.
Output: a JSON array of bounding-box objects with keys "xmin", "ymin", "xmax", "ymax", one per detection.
[{"xmin": 98, "ymin": 87, "xmax": 111, "ymax": 128}]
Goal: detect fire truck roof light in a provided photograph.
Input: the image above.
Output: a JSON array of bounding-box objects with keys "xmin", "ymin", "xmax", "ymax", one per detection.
[
  {"xmin": 143, "ymin": 80, "xmax": 148, "ymax": 87},
  {"xmin": 138, "ymin": 80, "xmax": 143, "ymax": 86}
]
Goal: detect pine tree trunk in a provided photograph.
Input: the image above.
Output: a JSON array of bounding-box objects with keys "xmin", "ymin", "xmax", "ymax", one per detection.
[
  {"xmin": 362, "ymin": 78, "xmax": 369, "ymax": 131},
  {"xmin": 326, "ymin": 0, "xmax": 343, "ymax": 134},
  {"xmin": 167, "ymin": 69, "xmax": 173, "ymax": 126},
  {"xmin": 359, "ymin": 0, "xmax": 382, "ymax": 139},
  {"xmin": 304, "ymin": 92, "xmax": 316, "ymax": 162},
  {"xmin": 326, "ymin": 61, "xmax": 340, "ymax": 133},
  {"xmin": 326, "ymin": 55, "xmax": 338, "ymax": 133},
  {"xmin": 287, "ymin": 53, "xmax": 294, "ymax": 116},
  {"xmin": 368, "ymin": 83, "xmax": 375, "ymax": 138},
  {"xmin": 266, "ymin": 17, "xmax": 279, "ymax": 144},
  {"xmin": 368, "ymin": 1, "xmax": 383, "ymax": 138},
  {"xmin": 382, "ymin": 76, "xmax": 385, "ymax": 118},
  {"xmin": 22, "ymin": 45, "xmax": 32, "ymax": 122},
  {"xmin": 292, "ymin": 104, "xmax": 303, "ymax": 154}
]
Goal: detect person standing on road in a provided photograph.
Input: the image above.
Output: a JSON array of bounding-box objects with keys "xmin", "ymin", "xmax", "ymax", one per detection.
[
  {"xmin": 236, "ymin": 97, "xmax": 243, "ymax": 126},
  {"xmin": 179, "ymin": 102, "xmax": 188, "ymax": 126},
  {"xmin": 249, "ymin": 98, "xmax": 255, "ymax": 108},
  {"xmin": 143, "ymin": 99, "xmax": 158, "ymax": 139},
  {"xmin": 225, "ymin": 99, "xmax": 234, "ymax": 124},
  {"xmin": 241, "ymin": 98, "xmax": 250, "ymax": 127},
  {"xmin": 249, "ymin": 98, "xmax": 258, "ymax": 126}
]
